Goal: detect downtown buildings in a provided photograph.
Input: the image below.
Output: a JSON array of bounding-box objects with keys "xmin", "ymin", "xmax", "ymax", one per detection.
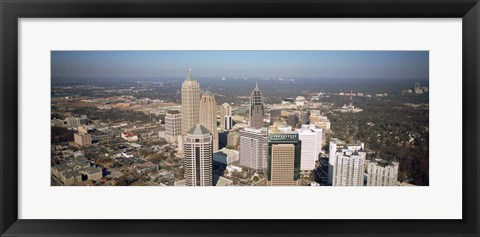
[{"xmin": 184, "ymin": 124, "xmax": 213, "ymax": 186}]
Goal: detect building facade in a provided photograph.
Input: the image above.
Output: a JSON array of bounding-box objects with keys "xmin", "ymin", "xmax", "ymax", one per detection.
[
  {"xmin": 331, "ymin": 141, "xmax": 366, "ymax": 186},
  {"xmin": 184, "ymin": 124, "xmax": 213, "ymax": 186},
  {"xmin": 227, "ymin": 131, "xmax": 240, "ymax": 148},
  {"xmin": 296, "ymin": 124, "xmax": 322, "ymax": 171},
  {"xmin": 181, "ymin": 69, "xmax": 201, "ymax": 134},
  {"xmin": 199, "ymin": 91, "xmax": 219, "ymax": 151},
  {"xmin": 268, "ymin": 144, "xmax": 296, "ymax": 186},
  {"xmin": 239, "ymin": 128, "xmax": 268, "ymax": 171},
  {"xmin": 267, "ymin": 132, "xmax": 301, "ymax": 185},
  {"xmin": 366, "ymin": 158, "xmax": 399, "ymax": 186},
  {"xmin": 249, "ymin": 83, "xmax": 265, "ymax": 129},
  {"xmin": 74, "ymin": 133, "xmax": 92, "ymax": 146},
  {"xmin": 165, "ymin": 110, "xmax": 182, "ymax": 143},
  {"xmin": 220, "ymin": 103, "xmax": 233, "ymax": 129}
]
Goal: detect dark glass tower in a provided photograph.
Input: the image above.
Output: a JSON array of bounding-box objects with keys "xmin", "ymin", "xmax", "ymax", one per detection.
[{"xmin": 249, "ymin": 82, "xmax": 265, "ymax": 129}]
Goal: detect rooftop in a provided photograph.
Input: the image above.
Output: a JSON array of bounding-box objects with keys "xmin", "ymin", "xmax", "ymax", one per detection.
[{"xmin": 187, "ymin": 124, "xmax": 211, "ymax": 135}]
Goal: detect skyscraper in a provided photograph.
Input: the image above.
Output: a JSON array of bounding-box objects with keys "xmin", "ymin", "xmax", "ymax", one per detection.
[
  {"xmin": 184, "ymin": 124, "xmax": 213, "ymax": 186},
  {"xmin": 331, "ymin": 142, "xmax": 366, "ymax": 186},
  {"xmin": 267, "ymin": 131, "xmax": 301, "ymax": 186},
  {"xmin": 268, "ymin": 144, "xmax": 296, "ymax": 186},
  {"xmin": 181, "ymin": 69, "xmax": 201, "ymax": 134},
  {"xmin": 249, "ymin": 82, "xmax": 265, "ymax": 129},
  {"xmin": 199, "ymin": 91, "xmax": 219, "ymax": 151},
  {"xmin": 165, "ymin": 110, "xmax": 181, "ymax": 143},
  {"xmin": 220, "ymin": 103, "xmax": 233, "ymax": 130},
  {"xmin": 239, "ymin": 128, "xmax": 268, "ymax": 171},
  {"xmin": 296, "ymin": 124, "xmax": 323, "ymax": 172}
]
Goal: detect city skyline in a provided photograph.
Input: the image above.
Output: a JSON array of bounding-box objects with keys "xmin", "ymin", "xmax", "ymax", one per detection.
[{"xmin": 51, "ymin": 50, "xmax": 429, "ymax": 80}]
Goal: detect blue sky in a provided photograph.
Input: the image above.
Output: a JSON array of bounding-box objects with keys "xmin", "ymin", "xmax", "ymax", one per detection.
[{"xmin": 51, "ymin": 50, "xmax": 428, "ymax": 80}]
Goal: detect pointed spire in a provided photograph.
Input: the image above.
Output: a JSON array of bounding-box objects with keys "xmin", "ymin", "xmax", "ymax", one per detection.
[
  {"xmin": 255, "ymin": 81, "xmax": 259, "ymax": 89},
  {"xmin": 185, "ymin": 68, "xmax": 196, "ymax": 81}
]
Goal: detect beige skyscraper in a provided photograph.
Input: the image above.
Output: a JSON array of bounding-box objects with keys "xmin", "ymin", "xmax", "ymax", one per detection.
[
  {"xmin": 268, "ymin": 144, "xmax": 296, "ymax": 186},
  {"xmin": 249, "ymin": 82, "xmax": 265, "ymax": 129},
  {"xmin": 181, "ymin": 69, "xmax": 201, "ymax": 134},
  {"xmin": 200, "ymin": 91, "xmax": 219, "ymax": 151},
  {"xmin": 184, "ymin": 124, "xmax": 213, "ymax": 186}
]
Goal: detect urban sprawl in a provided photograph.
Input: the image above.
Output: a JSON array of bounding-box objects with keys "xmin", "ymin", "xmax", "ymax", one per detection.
[{"xmin": 51, "ymin": 69, "xmax": 429, "ymax": 186}]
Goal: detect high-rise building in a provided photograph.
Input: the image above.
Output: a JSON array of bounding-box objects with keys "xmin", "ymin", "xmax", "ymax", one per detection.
[
  {"xmin": 165, "ymin": 110, "xmax": 182, "ymax": 143},
  {"xmin": 184, "ymin": 124, "xmax": 213, "ymax": 186},
  {"xmin": 249, "ymin": 82, "xmax": 265, "ymax": 129},
  {"xmin": 366, "ymin": 158, "xmax": 399, "ymax": 186},
  {"xmin": 296, "ymin": 124, "xmax": 322, "ymax": 171},
  {"xmin": 220, "ymin": 103, "xmax": 233, "ymax": 129},
  {"xmin": 239, "ymin": 128, "xmax": 268, "ymax": 170},
  {"xmin": 268, "ymin": 144, "xmax": 296, "ymax": 186},
  {"xmin": 199, "ymin": 91, "xmax": 219, "ymax": 151},
  {"xmin": 331, "ymin": 142, "xmax": 366, "ymax": 186},
  {"xmin": 267, "ymin": 131, "xmax": 301, "ymax": 185},
  {"xmin": 181, "ymin": 69, "xmax": 201, "ymax": 134}
]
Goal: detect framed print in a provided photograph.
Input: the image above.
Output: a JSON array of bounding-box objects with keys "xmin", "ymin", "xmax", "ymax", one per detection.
[{"xmin": 1, "ymin": 0, "xmax": 479, "ymax": 236}]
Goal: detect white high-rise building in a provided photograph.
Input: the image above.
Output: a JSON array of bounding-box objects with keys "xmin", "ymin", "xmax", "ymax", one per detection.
[
  {"xmin": 184, "ymin": 124, "xmax": 213, "ymax": 186},
  {"xmin": 239, "ymin": 128, "xmax": 268, "ymax": 171},
  {"xmin": 181, "ymin": 69, "xmax": 201, "ymax": 134},
  {"xmin": 164, "ymin": 110, "xmax": 181, "ymax": 143},
  {"xmin": 331, "ymin": 141, "xmax": 366, "ymax": 186},
  {"xmin": 296, "ymin": 124, "xmax": 322, "ymax": 171},
  {"xmin": 366, "ymin": 158, "xmax": 399, "ymax": 186},
  {"xmin": 220, "ymin": 103, "xmax": 233, "ymax": 129}
]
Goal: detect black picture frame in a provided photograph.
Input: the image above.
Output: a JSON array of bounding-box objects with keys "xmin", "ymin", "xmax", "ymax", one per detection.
[{"xmin": 1, "ymin": 0, "xmax": 479, "ymax": 236}]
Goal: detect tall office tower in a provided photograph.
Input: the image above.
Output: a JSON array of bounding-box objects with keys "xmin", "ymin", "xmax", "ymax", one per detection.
[
  {"xmin": 165, "ymin": 110, "xmax": 182, "ymax": 143},
  {"xmin": 184, "ymin": 124, "xmax": 213, "ymax": 186},
  {"xmin": 268, "ymin": 144, "xmax": 296, "ymax": 186},
  {"xmin": 249, "ymin": 82, "xmax": 265, "ymax": 129},
  {"xmin": 366, "ymin": 158, "xmax": 399, "ymax": 186},
  {"xmin": 239, "ymin": 128, "xmax": 268, "ymax": 170},
  {"xmin": 267, "ymin": 131, "xmax": 301, "ymax": 186},
  {"xmin": 199, "ymin": 91, "xmax": 219, "ymax": 151},
  {"xmin": 331, "ymin": 142, "xmax": 366, "ymax": 186},
  {"xmin": 181, "ymin": 69, "xmax": 201, "ymax": 134},
  {"xmin": 296, "ymin": 124, "xmax": 323, "ymax": 171},
  {"xmin": 220, "ymin": 103, "xmax": 233, "ymax": 129}
]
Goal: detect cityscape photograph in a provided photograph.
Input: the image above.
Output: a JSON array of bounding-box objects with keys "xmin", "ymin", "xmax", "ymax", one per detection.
[{"xmin": 50, "ymin": 50, "xmax": 429, "ymax": 186}]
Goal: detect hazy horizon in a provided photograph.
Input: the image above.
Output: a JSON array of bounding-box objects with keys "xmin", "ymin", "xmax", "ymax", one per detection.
[{"xmin": 51, "ymin": 50, "xmax": 429, "ymax": 80}]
